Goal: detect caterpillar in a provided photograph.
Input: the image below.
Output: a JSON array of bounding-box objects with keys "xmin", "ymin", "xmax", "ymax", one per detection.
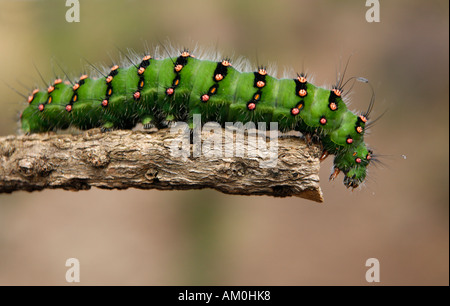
[{"xmin": 19, "ymin": 47, "xmax": 376, "ymax": 189}]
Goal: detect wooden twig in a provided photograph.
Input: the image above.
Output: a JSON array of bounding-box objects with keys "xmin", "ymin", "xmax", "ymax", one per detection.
[{"xmin": 0, "ymin": 128, "xmax": 323, "ymax": 202}]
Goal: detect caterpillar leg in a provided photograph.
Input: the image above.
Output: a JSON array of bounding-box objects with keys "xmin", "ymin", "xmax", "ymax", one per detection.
[
  {"xmin": 141, "ymin": 115, "xmax": 155, "ymax": 129},
  {"xmin": 304, "ymin": 133, "xmax": 313, "ymax": 146},
  {"xmin": 320, "ymin": 150, "xmax": 330, "ymax": 162},
  {"xmin": 101, "ymin": 122, "xmax": 114, "ymax": 132},
  {"xmin": 165, "ymin": 114, "xmax": 177, "ymax": 128},
  {"xmin": 143, "ymin": 123, "xmax": 155, "ymax": 129},
  {"xmin": 165, "ymin": 114, "xmax": 175, "ymax": 121},
  {"xmin": 157, "ymin": 120, "xmax": 169, "ymax": 129},
  {"xmin": 329, "ymin": 168, "xmax": 340, "ymax": 181}
]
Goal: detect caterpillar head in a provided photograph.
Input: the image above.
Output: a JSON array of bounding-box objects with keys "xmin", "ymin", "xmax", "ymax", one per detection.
[{"xmin": 333, "ymin": 143, "xmax": 373, "ymax": 189}]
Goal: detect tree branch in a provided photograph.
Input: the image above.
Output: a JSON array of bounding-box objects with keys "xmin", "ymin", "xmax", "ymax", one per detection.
[{"xmin": 0, "ymin": 128, "xmax": 323, "ymax": 202}]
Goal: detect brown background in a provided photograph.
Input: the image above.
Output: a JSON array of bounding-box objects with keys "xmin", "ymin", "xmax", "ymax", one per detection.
[{"xmin": 0, "ymin": 0, "xmax": 448, "ymax": 285}]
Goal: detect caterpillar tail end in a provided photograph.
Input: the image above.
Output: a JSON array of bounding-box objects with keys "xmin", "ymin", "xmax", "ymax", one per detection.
[
  {"xmin": 343, "ymin": 174, "xmax": 362, "ymax": 189},
  {"xmin": 331, "ymin": 142, "xmax": 372, "ymax": 189},
  {"xmin": 329, "ymin": 168, "xmax": 361, "ymax": 189},
  {"xmin": 329, "ymin": 167, "xmax": 365, "ymax": 189},
  {"xmin": 329, "ymin": 168, "xmax": 340, "ymax": 181}
]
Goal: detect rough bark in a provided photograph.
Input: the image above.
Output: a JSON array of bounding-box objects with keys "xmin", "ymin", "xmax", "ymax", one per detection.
[{"xmin": 0, "ymin": 128, "xmax": 323, "ymax": 202}]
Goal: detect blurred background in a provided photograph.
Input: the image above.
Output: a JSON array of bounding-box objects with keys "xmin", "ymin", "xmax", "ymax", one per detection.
[{"xmin": 0, "ymin": 0, "xmax": 448, "ymax": 285}]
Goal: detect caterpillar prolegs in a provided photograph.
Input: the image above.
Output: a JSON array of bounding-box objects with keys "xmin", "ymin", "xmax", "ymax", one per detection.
[{"xmin": 20, "ymin": 49, "xmax": 376, "ymax": 189}]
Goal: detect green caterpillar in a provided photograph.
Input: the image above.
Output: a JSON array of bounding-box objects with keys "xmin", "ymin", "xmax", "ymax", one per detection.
[{"xmin": 20, "ymin": 49, "xmax": 375, "ymax": 188}]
